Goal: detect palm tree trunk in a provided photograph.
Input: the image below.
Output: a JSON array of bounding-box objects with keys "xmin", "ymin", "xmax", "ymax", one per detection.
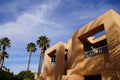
[
  {"xmin": 37, "ymin": 47, "xmax": 44, "ymax": 77},
  {"xmin": 0, "ymin": 57, "xmax": 4, "ymax": 70},
  {"xmin": 27, "ymin": 52, "xmax": 32, "ymax": 71},
  {"xmin": 0, "ymin": 57, "xmax": 1, "ymax": 64},
  {"xmin": 0, "ymin": 46, "xmax": 5, "ymax": 70}
]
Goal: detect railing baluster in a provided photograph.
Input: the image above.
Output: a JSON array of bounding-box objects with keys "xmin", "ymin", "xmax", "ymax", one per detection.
[{"xmin": 84, "ymin": 45, "xmax": 108, "ymax": 58}]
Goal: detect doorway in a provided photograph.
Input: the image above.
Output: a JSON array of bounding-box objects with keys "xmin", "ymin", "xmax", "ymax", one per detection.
[{"xmin": 84, "ymin": 75, "xmax": 102, "ymax": 80}]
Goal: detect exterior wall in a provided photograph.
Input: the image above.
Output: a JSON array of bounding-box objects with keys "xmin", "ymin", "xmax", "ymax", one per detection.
[
  {"xmin": 42, "ymin": 9, "xmax": 120, "ymax": 80},
  {"xmin": 43, "ymin": 42, "xmax": 68, "ymax": 80},
  {"xmin": 67, "ymin": 39, "xmax": 72, "ymax": 69},
  {"xmin": 42, "ymin": 53, "xmax": 51, "ymax": 79},
  {"xmin": 67, "ymin": 9, "xmax": 120, "ymax": 80}
]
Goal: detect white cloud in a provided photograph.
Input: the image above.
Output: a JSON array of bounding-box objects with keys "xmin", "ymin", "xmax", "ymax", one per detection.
[
  {"xmin": 0, "ymin": 0, "xmax": 68, "ymax": 74},
  {"xmin": 0, "ymin": 0, "xmax": 65, "ymax": 44},
  {"xmin": 1, "ymin": 0, "xmax": 119, "ymax": 74}
]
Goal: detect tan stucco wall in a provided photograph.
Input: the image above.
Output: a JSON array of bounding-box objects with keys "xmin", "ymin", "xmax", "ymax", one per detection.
[
  {"xmin": 42, "ymin": 9, "xmax": 120, "ymax": 80},
  {"xmin": 68, "ymin": 9, "xmax": 120, "ymax": 79},
  {"xmin": 43, "ymin": 42, "xmax": 68, "ymax": 80},
  {"xmin": 66, "ymin": 39, "xmax": 72, "ymax": 69}
]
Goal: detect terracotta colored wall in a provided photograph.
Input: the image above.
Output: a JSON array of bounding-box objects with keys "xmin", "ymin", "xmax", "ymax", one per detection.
[
  {"xmin": 43, "ymin": 42, "xmax": 68, "ymax": 80},
  {"xmin": 43, "ymin": 9, "xmax": 120, "ymax": 80},
  {"xmin": 67, "ymin": 39, "xmax": 72, "ymax": 69},
  {"xmin": 42, "ymin": 53, "xmax": 51, "ymax": 79},
  {"xmin": 67, "ymin": 10, "xmax": 120, "ymax": 80},
  {"xmin": 55, "ymin": 44, "xmax": 65, "ymax": 80}
]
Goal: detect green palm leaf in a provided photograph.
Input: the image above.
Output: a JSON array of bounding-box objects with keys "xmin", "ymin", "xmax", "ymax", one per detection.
[
  {"xmin": 26, "ymin": 42, "xmax": 37, "ymax": 53},
  {"xmin": 0, "ymin": 37, "xmax": 10, "ymax": 70},
  {"xmin": 37, "ymin": 35, "xmax": 50, "ymax": 50},
  {"xmin": 0, "ymin": 37, "xmax": 11, "ymax": 48},
  {"xmin": 0, "ymin": 51, "xmax": 9, "ymax": 59}
]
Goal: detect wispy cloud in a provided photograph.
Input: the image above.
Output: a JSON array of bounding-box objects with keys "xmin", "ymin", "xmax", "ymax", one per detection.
[
  {"xmin": 0, "ymin": 0, "xmax": 65, "ymax": 74},
  {"xmin": 0, "ymin": 0, "xmax": 64, "ymax": 44},
  {"xmin": 0, "ymin": 0, "xmax": 120, "ymax": 74}
]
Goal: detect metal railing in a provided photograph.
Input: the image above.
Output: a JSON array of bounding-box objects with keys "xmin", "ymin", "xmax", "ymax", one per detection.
[{"xmin": 84, "ymin": 45, "xmax": 108, "ymax": 58}]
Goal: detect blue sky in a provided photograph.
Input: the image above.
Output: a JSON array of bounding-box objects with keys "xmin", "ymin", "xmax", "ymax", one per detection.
[{"xmin": 0, "ymin": 0, "xmax": 120, "ymax": 74}]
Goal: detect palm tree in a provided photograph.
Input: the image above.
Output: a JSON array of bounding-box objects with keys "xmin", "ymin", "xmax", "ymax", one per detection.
[
  {"xmin": 26, "ymin": 42, "xmax": 37, "ymax": 71},
  {"xmin": 0, "ymin": 37, "xmax": 10, "ymax": 70},
  {"xmin": 0, "ymin": 52, "xmax": 9, "ymax": 70},
  {"xmin": 0, "ymin": 46, "xmax": 1, "ymax": 64},
  {"xmin": 37, "ymin": 35, "xmax": 50, "ymax": 77}
]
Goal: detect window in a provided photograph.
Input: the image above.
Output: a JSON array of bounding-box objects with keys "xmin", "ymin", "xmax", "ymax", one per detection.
[
  {"xmin": 47, "ymin": 50, "xmax": 56, "ymax": 67},
  {"xmin": 64, "ymin": 50, "xmax": 68, "ymax": 75},
  {"xmin": 51, "ymin": 56, "xmax": 56, "ymax": 67},
  {"xmin": 78, "ymin": 24, "xmax": 108, "ymax": 58}
]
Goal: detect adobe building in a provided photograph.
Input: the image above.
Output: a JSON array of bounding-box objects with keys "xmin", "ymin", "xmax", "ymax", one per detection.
[
  {"xmin": 42, "ymin": 42, "xmax": 69, "ymax": 80},
  {"xmin": 41, "ymin": 9, "xmax": 120, "ymax": 80}
]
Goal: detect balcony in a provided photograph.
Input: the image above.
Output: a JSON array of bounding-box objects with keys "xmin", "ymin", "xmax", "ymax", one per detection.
[{"xmin": 84, "ymin": 45, "xmax": 108, "ymax": 58}]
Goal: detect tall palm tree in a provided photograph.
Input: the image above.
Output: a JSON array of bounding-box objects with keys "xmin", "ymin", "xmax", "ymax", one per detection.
[
  {"xmin": 0, "ymin": 46, "xmax": 1, "ymax": 64},
  {"xmin": 26, "ymin": 42, "xmax": 37, "ymax": 71},
  {"xmin": 0, "ymin": 37, "xmax": 11, "ymax": 70},
  {"xmin": 37, "ymin": 35, "xmax": 50, "ymax": 77},
  {"xmin": 0, "ymin": 51, "xmax": 9, "ymax": 70}
]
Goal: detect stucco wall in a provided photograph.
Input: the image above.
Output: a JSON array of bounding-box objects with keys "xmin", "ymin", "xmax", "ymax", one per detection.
[
  {"xmin": 42, "ymin": 9, "xmax": 120, "ymax": 80},
  {"xmin": 43, "ymin": 42, "xmax": 68, "ymax": 80},
  {"xmin": 68, "ymin": 9, "xmax": 120, "ymax": 79}
]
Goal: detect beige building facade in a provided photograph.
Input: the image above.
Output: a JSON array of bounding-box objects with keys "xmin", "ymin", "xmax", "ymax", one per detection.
[{"xmin": 41, "ymin": 9, "xmax": 120, "ymax": 80}]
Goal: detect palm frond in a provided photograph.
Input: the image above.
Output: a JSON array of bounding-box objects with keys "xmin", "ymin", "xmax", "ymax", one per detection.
[
  {"xmin": 0, "ymin": 37, "xmax": 11, "ymax": 48},
  {"xmin": 37, "ymin": 35, "xmax": 50, "ymax": 49},
  {"xmin": 26, "ymin": 42, "xmax": 37, "ymax": 53},
  {"xmin": 0, "ymin": 51, "xmax": 9, "ymax": 59}
]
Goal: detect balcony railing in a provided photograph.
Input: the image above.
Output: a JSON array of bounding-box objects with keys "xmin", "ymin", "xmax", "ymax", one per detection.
[{"xmin": 84, "ymin": 45, "xmax": 108, "ymax": 58}]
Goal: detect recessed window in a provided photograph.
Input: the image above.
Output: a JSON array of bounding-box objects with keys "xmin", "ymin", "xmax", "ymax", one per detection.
[
  {"xmin": 83, "ymin": 29, "xmax": 108, "ymax": 58},
  {"xmin": 51, "ymin": 56, "xmax": 56, "ymax": 67},
  {"xmin": 47, "ymin": 50, "xmax": 56, "ymax": 67},
  {"xmin": 78, "ymin": 24, "xmax": 108, "ymax": 58},
  {"xmin": 64, "ymin": 52, "xmax": 67, "ymax": 75}
]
